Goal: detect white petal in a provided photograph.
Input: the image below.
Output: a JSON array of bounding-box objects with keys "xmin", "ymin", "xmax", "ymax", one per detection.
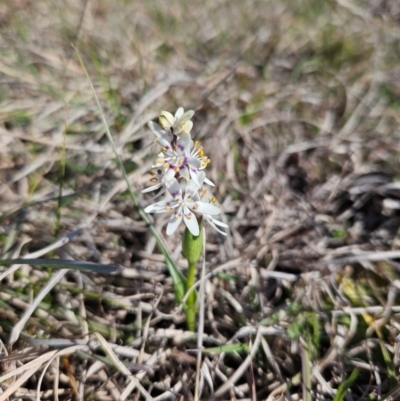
[
  {"xmin": 165, "ymin": 178, "xmax": 182, "ymax": 197},
  {"xmin": 204, "ymin": 177, "xmax": 215, "ymax": 187},
  {"xmin": 196, "ymin": 171, "xmax": 206, "ymax": 186},
  {"xmin": 158, "ymin": 137, "xmax": 172, "ymax": 149},
  {"xmin": 179, "ymin": 166, "xmax": 190, "ymax": 181},
  {"xmin": 148, "ymin": 121, "xmax": 167, "ymax": 139},
  {"xmin": 175, "ymin": 107, "xmax": 184, "ymax": 120},
  {"xmin": 183, "ymin": 208, "xmax": 199, "ymax": 236},
  {"xmin": 187, "ymin": 156, "xmax": 202, "ymax": 168},
  {"xmin": 177, "ymin": 133, "xmax": 193, "ymax": 152},
  {"xmin": 206, "ymin": 216, "xmax": 228, "ymax": 235},
  {"xmin": 144, "ymin": 201, "xmax": 171, "ymax": 213},
  {"xmin": 180, "ymin": 110, "xmax": 194, "ymax": 123},
  {"xmin": 189, "ymin": 170, "xmax": 200, "ymax": 187},
  {"xmin": 159, "ymin": 111, "xmax": 174, "ymax": 130},
  {"xmin": 192, "ymin": 202, "xmax": 221, "ymax": 215},
  {"xmin": 166, "ymin": 211, "xmax": 182, "ymax": 235},
  {"xmin": 192, "ymin": 191, "xmax": 201, "ymax": 202},
  {"xmin": 147, "ymin": 187, "xmax": 166, "ymax": 201},
  {"xmin": 185, "ymin": 179, "xmax": 200, "ymax": 199},
  {"xmin": 211, "ymin": 218, "xmax": 228, "ymax": 228},
  {"xmin": 164, "ymin": 169, "xmax": 176, "ymax": 182},
  {"xmin": 180, "ymin": 120, "xmax": 193, "ymax": 134},
  {"xmin": 141, "ymin": 182, "xmax": 162, "ymax": 193}
]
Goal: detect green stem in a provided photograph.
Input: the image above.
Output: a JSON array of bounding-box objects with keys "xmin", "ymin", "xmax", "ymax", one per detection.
[
  {"xmin": 182, "ymin": 222, "xmax": 203, "ymax": 331},
  {"xmin": 185, "ymin": 261, "xmax": 197, "ymax": 331}
]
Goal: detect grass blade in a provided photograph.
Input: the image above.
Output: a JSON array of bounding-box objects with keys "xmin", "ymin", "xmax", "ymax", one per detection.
[
  {"xmin": 203, "ymin": 343, "xmax": 249, "ymax": 354},
  {"xmin": 0, "ymin": 258, "xmax": 120, "ymax": 274},
  {"xmin": 301, "ymin": 340, "xmax": 312, "ymax": 401},
  {"xmin": 332, "ymin": 368, "xmax": 359, "ymax": 401},
  {"xmin": 379, "ymin": 340, "xmax": 396, "ymax": 387}
]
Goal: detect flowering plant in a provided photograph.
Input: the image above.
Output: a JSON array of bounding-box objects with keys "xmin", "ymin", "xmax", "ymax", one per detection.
[
  {"xmin": 143, "ymin": 107, "xmax": 227, "ymax": 236},
  {"xmin": 143, "ymin": 107, "xmax": 228, "ymax": 329}
]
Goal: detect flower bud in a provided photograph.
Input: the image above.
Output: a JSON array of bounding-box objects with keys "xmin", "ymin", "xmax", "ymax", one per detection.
[{"xmin": 182, "ymin": 219, "xmax": 203, "ymax": 265}]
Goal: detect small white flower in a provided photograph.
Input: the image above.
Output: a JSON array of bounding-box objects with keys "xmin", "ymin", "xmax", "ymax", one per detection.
[
  {"xmin": 152, "ymin": 133, "xmax": 195, "ymax": 181},
  {"xmin": 159, "ymin": 107, "xmax": 194, "ymax": 136},
  {"xmin": 144, "ymin": 178, "xmax": 220, "ymax": 236},
  {"xmin": 150, "ymin": 133, "xmax": 213, "ymax": 187},
  {"xmin": 141, "ymin": 168, "xmax": 167, "ymax": 197}
]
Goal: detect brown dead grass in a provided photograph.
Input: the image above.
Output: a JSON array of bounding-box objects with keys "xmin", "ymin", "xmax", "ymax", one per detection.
[{"xmin": 3, "ymin": 0, "xmax": 400, "ymax": 399}]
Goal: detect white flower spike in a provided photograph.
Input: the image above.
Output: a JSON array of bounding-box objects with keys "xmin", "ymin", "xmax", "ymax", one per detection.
[{"xmin": 143, "ymin": 107, "xmax": 227, "ymax": 236}]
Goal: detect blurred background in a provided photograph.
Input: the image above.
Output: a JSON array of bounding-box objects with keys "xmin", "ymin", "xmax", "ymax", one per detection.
[{"xmin": 3, "ymin": 0, "xmax": 400, "ymax": 399}]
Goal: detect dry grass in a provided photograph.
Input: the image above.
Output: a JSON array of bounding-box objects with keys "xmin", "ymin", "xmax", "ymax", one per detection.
[{"xmin": 2, "ymin": 0, "xmax": 400, "ymax": 399}]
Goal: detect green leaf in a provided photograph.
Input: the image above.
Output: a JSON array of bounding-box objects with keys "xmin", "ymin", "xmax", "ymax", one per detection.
[
  {"xmin": 0, "ymin": 258, "xmax": 120, "ymax": 274},
  {"xmin": 380, "ymin": 340, "xmax": 396, "ymax": 387},
  {"xmin": 332, "ymin": 368, "xmax": 359, "ymax": 401},
  {"xmin": 165, "ymin": 255, "xmax": 186, "ymax": 303},
  {"xmin": 203, "ymin": 343, "xmax": 249, "ymax": 354}
]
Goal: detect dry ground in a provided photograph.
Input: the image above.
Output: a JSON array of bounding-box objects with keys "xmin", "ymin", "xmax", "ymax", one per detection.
[{"xmin": 2, "ymin": 0, "xmax": 400, "ymax": 400}]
